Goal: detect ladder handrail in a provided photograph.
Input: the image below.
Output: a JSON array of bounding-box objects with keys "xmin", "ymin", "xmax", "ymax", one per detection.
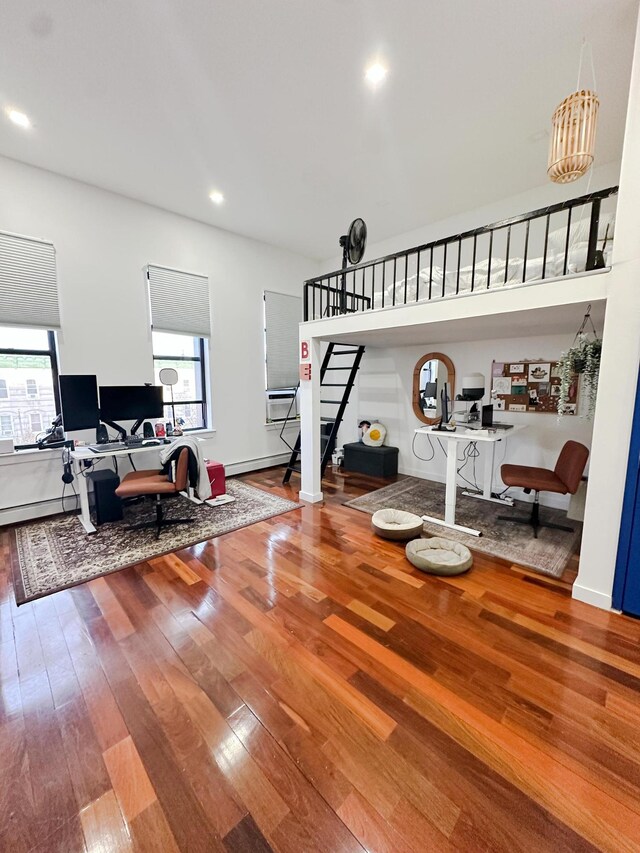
[{"xmin": 282, "ymin": 343, "xmax": 365, "ymax": 484}]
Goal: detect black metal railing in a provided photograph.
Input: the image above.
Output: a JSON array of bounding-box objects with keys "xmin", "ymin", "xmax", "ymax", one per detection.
[{"xmin": 303, "ymin": 186, "xmax": 618, "ymax": 321}]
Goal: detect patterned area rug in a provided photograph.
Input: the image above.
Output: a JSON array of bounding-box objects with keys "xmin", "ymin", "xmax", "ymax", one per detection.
[
  {"xmin": 344, "ymin": 477, "xmax": 580, "ymax": 578},
  {"xmin": 13, "ymin": 480, "xmax": 301, "ymax": 604}
]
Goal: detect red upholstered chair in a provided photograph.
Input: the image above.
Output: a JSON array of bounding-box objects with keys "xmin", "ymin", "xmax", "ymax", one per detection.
[
  {"xmin": 497, "ymin": 440, "xmax": 589, "ymax": 538},
  {"xmin": 115, "ymin": 447, "xmax": 192, "ymax": 539}
]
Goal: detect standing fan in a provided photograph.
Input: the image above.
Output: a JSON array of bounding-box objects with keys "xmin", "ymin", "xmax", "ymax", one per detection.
[
  {"xmin": 340, "ymin": 218, "xmax": 367, "ymax": 267},
  {"xmin": 337, "ymin": 218, "xmax": 367, "ymax": 313}
]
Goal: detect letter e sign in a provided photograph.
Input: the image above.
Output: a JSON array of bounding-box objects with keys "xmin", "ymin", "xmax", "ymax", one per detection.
[{"xmin": 300, "ymin": 364, "xmax": 311, "ymax": 381}]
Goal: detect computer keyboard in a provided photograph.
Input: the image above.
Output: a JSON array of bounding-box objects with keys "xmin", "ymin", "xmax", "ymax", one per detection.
[{"xmin": 88, "ymin": 438, "xmax": 166, "ymax": 453}]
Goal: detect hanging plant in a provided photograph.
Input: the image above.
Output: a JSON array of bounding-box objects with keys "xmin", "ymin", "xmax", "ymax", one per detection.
[{"xmin": 557, "ymin": 333, "xmax": 602, "ymax": 418}]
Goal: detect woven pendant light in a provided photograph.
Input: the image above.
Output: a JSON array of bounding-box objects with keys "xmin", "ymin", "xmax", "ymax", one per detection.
[{"xmin": 547, "ymin": 89, "xmax": 599, "ymax": 183}]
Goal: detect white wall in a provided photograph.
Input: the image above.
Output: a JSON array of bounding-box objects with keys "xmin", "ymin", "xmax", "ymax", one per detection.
[
  {"xmin": 321, "ymin": 161, "xmax": 621, "ymax": 273},
  {"xmin": 321, "ymin": 161, "xmax": 619, "ymax": 450},
  {"xmin": 575, "ymin": 8, "xmax": 640, "ymax": 610},
  {"xmin": 0, "ymin": 156, "xmax": 314, "ymax": 523},
  {"xmin": 345, "ymin": 333, "xmax": 596, "ymax": 509}
]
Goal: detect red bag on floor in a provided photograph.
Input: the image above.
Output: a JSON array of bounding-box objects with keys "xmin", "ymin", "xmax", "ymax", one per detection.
[{"xmin": 206, "ymin": 460, "xmax": 226, "ymax": 498}]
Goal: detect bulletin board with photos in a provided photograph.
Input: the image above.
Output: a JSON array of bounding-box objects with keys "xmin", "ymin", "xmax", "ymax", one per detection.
[{"xmin": 491, "ymin": 360, "xmax": 578, "ymax": 415}]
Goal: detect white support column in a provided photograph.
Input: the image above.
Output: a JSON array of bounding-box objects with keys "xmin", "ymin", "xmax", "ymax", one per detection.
[
  {"xmin": 299, "ymin": 335, "xmax": 323, "ymax": 503},
  {"xmin": 575, "ymin": 6, "xmax": 640, "ymax": 610}
]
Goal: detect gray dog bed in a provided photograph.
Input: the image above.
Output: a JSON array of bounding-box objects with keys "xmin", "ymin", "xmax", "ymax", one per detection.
[
  {"xmin": 372, "ymin": 508, "xmax": 424, "ymax": 541},
  {"xmin": 405, "ymin": 537, "xmax": 473, "ymax": 575}
]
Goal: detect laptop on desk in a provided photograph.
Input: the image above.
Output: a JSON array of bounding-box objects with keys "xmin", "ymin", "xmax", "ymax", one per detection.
[{"xmin": 482, "ymin": 404, "xmax": 514, "ymax": 430}]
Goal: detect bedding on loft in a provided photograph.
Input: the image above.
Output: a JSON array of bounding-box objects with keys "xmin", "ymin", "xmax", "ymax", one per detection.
[
  {"xmin": 302, "ymin": 186, "xmax": 618, "ymax": 321},
  {"xmin": 381, "ymin": 211, "xmax": 615, "ymax": 306}
]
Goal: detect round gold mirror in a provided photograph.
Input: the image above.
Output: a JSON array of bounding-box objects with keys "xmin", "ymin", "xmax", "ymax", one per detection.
[{"xmin": 412, "ymin": 352, "xmax": 455, "ymax": 425}]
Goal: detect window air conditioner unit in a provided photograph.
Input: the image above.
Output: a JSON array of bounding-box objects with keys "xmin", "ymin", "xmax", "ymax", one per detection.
[{"xmin": 266, "ymin": 389, "xmax": 298, "ymax": 422}]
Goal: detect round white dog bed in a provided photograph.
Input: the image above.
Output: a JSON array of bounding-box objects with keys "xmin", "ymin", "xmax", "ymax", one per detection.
[
  {"xmin": 371, "ymin": 508, "xmax": 424, "ymax": 541},
  {"xmin": 405, "ymin": 537, "xmax": 473, "ymax": 575}
]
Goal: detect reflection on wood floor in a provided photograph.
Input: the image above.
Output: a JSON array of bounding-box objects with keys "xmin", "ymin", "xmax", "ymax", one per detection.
[{"xmin": 1, "ymin": 466, "xmax": 639, "ymax": 853}]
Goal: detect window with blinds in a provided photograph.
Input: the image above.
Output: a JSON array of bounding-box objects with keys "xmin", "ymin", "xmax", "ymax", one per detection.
[
  {"xmin": 0, "ymin": 232, "xmax": 59, "ymax": 330},
  {"xmin": 147, "ymin": 264, "xmax": 211, "ymax": 337},
  {"xmin": 264, "ymin": 290, "xmax": 302, "ymax": 395}
]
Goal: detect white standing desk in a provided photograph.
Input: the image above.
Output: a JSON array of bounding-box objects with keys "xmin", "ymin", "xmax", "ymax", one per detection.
[{"xmin": 414, "ymin": 424, "xmax": 525, "ymax": 537}]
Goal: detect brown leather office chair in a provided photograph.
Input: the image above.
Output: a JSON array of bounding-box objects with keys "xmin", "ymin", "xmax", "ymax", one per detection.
[
  {"xmin": 497, "ymin": 440, "xmax": 589, "ymax": 538},
  {"xmin": 115, "ymin": 447, "xmax": 192, "ymax": 539}
]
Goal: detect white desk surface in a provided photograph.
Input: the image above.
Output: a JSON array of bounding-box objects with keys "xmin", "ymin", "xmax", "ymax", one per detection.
[
  {"xmin": 70, "ymin": 440, "xmax": 176, "ymax": 461},
  {"xmin": 414, "ymin": 424, "xmax": 525, "ymax": 443}
]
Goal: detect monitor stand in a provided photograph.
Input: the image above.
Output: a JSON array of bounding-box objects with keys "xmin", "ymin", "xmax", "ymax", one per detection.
[
  {"xmin": 101, "ymin": 419, "xmax": 127, "ymax": 440},
  {"xmin": 131, "ymin": 418, "xmax": 145, "ymax": 436}
]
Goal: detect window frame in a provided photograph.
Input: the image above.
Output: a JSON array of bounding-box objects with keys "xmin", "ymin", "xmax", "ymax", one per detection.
[
  {"xmin": 152, "ymin": 334, "xmax": 208, "ymax": 431},
  {"xmin": 0, "ymin": 330, "xmax": 60, "ymax": 450},
  {"xmin": 263, "ymin": 291, "xmax": 302, "ymax": 424}
]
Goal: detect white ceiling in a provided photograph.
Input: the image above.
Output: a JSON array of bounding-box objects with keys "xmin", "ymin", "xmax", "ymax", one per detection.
[{"xmin": 0, "ymin": 0, "xmax": 636, "ymax": 259}]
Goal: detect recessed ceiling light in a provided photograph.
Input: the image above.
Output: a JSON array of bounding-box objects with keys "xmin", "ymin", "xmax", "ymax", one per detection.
[
  {"xmin": 5, "ymin": 108, "xmax": 31, "ymax": 129},
  {"xmin": 209, "ymin": 190, "xmax": 224, "ymax": 205},
  {"xmin": 365, "ymin": 62, "xmax": 388, "ymax": 87}
]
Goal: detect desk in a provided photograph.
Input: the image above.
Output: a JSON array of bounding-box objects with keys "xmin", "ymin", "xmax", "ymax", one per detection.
[
  {"xmin": 71, "ymin": 443, "xmax": 170, "ymax": 534},
  {"xmin": 414, "ymin": 425, "xmax": 525, "ymax": 536}
]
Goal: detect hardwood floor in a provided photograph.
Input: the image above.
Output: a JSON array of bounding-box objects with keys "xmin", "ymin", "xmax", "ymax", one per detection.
[{"xmin": 1, "ymin": 467, "xmax": 639, "ymax": 852}]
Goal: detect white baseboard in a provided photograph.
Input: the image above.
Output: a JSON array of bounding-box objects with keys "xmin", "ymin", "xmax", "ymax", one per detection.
[
  {"xmin": 224, "ymin": 453, "xmax": 290, "ymax": 477},
  {"xmin": 572, "ymin": 583, "xmax": 613, "ymax": 611},
  {"xmin": 397, "ymin": 464, "xmax": 570, "ymax": 510},
  {"xmin": 299, "ymin": 490, "xmax": 324, "ymax": 504},
  {"xmin": 0, "ymin": 497, "xmax": 68, "ymax": 527}
]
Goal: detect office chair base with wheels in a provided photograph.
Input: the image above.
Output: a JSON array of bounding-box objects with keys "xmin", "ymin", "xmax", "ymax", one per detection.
[
  {"xmin": 126, "ymin": 496, "xmax": 193, "ymax": 540},
  {"xmin": 498, "ymin": 491, "xmax": 574, "ymax": 540}
]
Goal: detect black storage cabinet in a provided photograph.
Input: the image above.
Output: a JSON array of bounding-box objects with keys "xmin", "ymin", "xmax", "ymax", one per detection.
[
  {"xmin": 88, "ymin": 469, "xmax": 124, "ymax": 524},
  {"xmin": 343, "ymin": 442, "xmax": 398, "ymax": 478}
]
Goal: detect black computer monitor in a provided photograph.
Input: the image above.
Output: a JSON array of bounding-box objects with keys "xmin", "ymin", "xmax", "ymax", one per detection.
[
  {"xmin": 59, "ymin": 375, "xmax": 100, "ymax": 432},
  {"xmin": 434, "ymin": 382, "xmax": 451, "ymax": 430},
  {"xmin": 99, "ymin": 385, "xmax": 164, "ymax": 423},
  {"xmin": 441, "ymin": 384, "xmax": 450, "ymax": 426}
]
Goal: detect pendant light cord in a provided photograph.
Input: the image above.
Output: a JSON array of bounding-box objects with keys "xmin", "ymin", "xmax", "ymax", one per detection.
[{"xmin": 576, "ymin": 38, "xmax": 598, "ymax": 93}]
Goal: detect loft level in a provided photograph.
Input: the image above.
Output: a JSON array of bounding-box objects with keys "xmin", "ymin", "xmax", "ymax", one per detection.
[{"xmin": 303, "ymin": 186, "xmax": 618, "ymax": 321}]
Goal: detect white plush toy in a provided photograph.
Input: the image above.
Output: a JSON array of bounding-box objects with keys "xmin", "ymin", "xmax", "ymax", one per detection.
[{"xmin": 362, "ymin": 422, "xmax": 386, "ymax": 447}]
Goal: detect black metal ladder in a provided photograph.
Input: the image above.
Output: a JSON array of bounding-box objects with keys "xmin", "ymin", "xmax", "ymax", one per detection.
[{"xmin": 282, "ymin": 343, "xmax": 365, "ymax": 484}]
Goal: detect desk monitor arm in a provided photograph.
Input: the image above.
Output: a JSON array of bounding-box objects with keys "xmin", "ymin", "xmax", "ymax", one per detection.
[
  {"xmin": 131, "ymin": 418, "xmax": 145, "ymax": 436},
  {"xmin": 37, "ymin": 413, "xmax": 67, "ymax": 448},
  {"xmin": 101, "ymin": 419, "xmax": 127, "ymax": 440}
]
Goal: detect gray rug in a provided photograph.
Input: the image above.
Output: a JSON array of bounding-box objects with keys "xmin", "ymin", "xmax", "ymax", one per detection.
[
  {"xmin": 13, "ymin": 480, "xmax": 301, "ymax": 604},
  {"xmin": 344, "ymin": 477, "xmax": 580, "ymax": 578}
]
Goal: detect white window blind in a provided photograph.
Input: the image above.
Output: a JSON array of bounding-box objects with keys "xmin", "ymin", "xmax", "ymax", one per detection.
[
  {"xmin": 147, "ymin": 264, "xmax": 211, "ymax": 337},
  {"xmin": 264, "ymin": 290, "xmax": 301, "ymax": 390},
  {"xmin": 0, "ymin": 231, "xmax": 59, "ymax": 330}
]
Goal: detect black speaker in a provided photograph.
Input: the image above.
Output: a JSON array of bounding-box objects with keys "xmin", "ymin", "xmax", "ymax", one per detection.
[
  {"xmin": 96, "ymin": 424, "xmax": 109, "ymax": 444},
  {"xmin": 143, "ymin": 421, "xmax": 155, "ymax": 439},
  {"xmin": 88, "ymin": 469, "xmax": 124, "ymax": 524}
]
